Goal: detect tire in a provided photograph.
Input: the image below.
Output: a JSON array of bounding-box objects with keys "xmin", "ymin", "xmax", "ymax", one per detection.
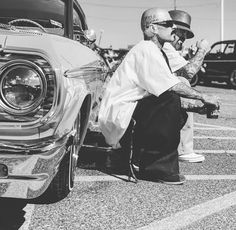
[
  {"xmin": 45, "ymin": 114, "xmax": 81, "ymax": 202},
  {"xmin": 190, "ymin": 74, "xmax": 199, "ymax": 87},
  {"xmin": 228, "ymin": 70, "xmax": 236, "ymax": 89}
]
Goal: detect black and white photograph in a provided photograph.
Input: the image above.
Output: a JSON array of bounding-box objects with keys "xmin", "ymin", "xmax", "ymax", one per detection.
[{"xmin": 0, "ymin": 0, "xmax": 235, "ymax": 229}]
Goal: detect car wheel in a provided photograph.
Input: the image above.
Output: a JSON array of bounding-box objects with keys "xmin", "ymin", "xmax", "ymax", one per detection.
[
  {"xmin": 228, "ymin": 70, "xmax": 236, "ymax": 88},
  {"xmin": 190, "ymin": 74, "xmax": 199, "ymax": 87},
  {"xmin": 45, "ymin": 114, "xmax": 81, "ymax": 202}
]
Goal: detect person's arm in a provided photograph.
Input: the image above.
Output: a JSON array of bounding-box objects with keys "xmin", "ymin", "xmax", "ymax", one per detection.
[
  {"xmin": 170, "ymin": 81, "xmax": 219, "ymax": 107},
  {"xmin": 175, "ymin": 39, "xmax": 209, "ymax": 80}
]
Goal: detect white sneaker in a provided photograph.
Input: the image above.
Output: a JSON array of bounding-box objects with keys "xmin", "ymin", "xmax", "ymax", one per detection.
[{"xmin": 179, "ymin": 153, "xmax": 205, "ymax": 163}]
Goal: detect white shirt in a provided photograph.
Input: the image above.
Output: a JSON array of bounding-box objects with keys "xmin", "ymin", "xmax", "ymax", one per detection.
[
  {"xmin": 163, "ymin": 42, "xmax": 188, "ymax": 73},
  {"xmin": 98, "ymin": 40, "xmax": 181, "ymax": 147},
  {"xmin": 163, "ymin": 42, "xmax": 191, "ymax": 88}
]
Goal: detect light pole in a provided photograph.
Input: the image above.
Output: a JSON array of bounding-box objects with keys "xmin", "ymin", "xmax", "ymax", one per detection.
[
  {"xmin": 174, "ymin": 0, "xmax": 176, "ymax": 10},
  {"xmin": 98, "ymin": 29, "xmax": 104, "ymax": 46},
  {"xmin": 220, "ymin": 0, "xmax": 224, "ymax": 51}
]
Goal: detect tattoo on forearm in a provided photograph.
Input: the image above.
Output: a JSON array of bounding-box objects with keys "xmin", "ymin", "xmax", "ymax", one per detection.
[
  {"xmin": 175, "ymin": 49, "xmax": 207, "ymax": 80},
  {"xmin": 170, "ymin": 82, "xmax": 203, "ymax": 101}
]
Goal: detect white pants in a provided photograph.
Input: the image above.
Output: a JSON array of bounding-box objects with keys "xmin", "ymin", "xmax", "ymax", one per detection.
[
  {"xmin": 178, "ymin": 111, "xmax": 194, "ymax": 155},
  {"xmin": 177, "ymin": 77, "xmax": 194, "ymax": 156}
]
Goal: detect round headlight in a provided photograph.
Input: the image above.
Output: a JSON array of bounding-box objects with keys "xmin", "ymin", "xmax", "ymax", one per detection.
[{"xmin": 0, "ymin": 60, "xmax": 46, "ymax": 115}]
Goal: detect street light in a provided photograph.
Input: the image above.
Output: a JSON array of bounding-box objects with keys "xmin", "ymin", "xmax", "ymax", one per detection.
[{"xmin": 220, "ymin": 0, "xmax": 224, "ymax": 51}]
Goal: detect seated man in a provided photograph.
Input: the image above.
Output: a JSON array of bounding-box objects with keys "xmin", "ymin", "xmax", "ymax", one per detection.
[{"xmin": 98, "ymin": 8, "xmax": 219, "ymax": 185}]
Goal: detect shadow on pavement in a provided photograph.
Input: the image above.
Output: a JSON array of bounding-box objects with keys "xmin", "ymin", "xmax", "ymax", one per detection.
[
  {"xmin": 78, "ymin": 145, "xmax": 131, "ymax": 179},
  {"xmin": 0, "ymin": 198, "xmax": 27, "ymax": 230}
]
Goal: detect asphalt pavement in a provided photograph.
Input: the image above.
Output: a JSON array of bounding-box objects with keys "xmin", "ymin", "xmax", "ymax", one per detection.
[{"xmin": 1, "ymin": 83, "xmax": 236, "ymax": 230}]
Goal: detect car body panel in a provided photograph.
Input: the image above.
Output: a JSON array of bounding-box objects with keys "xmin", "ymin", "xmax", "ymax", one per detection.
[{"xmin": 0, "ymin": 0, "xmax": 107, "ymax": 199}]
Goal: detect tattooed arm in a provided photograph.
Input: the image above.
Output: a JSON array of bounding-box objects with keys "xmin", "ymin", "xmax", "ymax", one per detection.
[
  {"xmin": 169, "ymin": 82, "xmax": 219, "ymax": 107},
  {"xmin": 175, "ymin": 39, "xmax": 209, "ymax": 80}
]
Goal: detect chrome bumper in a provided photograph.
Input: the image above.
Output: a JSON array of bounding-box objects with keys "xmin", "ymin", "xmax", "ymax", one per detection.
[{"xmin": 0, "ymin": 135, "xmax": 69, "ymax": 199}]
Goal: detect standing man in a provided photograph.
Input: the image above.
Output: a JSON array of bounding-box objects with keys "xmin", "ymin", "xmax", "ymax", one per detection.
[
  {"xmin": 163, "ymin": 10, "xmax": 209, "ymax": 163},
  {"xmin": 99, "ymin": 8, "xmax": 219, "ymax": 185}
]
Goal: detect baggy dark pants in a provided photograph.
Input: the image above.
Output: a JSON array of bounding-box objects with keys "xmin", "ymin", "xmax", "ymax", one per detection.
[{"xmin": 125, "ymin": 91, "xmax": 187, "ymax": 180}]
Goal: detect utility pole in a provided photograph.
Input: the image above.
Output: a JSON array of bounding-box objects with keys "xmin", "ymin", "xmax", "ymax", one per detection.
[
  {"xmin": 174, "ymin": 0, "xmax": 176, "ymax": 10},
  {"xmin": 98, "ymin": 29, "xmax": 104, "ymax": 46},
  {"xmin": 220, "ymin": 0, "xmax": 224, "ymax": 42},
  {"xmin": 220, "ymin": 0, "xmax": 224, "ymax": 51}
]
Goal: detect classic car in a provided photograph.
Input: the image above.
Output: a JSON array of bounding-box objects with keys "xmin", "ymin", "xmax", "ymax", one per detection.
[
  {"xmin": 0, "ymin": 0, "xmax": 107, "ymax": 201},
  {"xmin": 192, "ymin": 40, "xmax": 236, "ymax": 88}
]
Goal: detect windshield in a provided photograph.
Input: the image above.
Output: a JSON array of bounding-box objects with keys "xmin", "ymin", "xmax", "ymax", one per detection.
[{"xmin": 0, "ymin": 0, "xmax": 65, "ymax": 35}]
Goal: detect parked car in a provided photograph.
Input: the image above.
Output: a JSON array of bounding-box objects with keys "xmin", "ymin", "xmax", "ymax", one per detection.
[
  {"xmin": 0, "ymin": 0, "xmax": 107, "ymax": 201},
  {"xmin": 192, "ymin": 40, "xmax": 236, "ymax": 88}
]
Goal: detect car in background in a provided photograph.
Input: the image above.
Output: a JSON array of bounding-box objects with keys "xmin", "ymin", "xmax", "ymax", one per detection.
[
  {"xmin": 0, "ymin": 0, "xmax": 107, "ymax": 201},
  {"xmin": 193, "ymin": 40, "xmax": 236, "ymax": 88}
]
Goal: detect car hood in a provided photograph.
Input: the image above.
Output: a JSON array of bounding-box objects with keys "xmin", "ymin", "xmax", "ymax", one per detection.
[{"xmin": 0, "ymin": 30, "xmax": 99, "ymax": 71}]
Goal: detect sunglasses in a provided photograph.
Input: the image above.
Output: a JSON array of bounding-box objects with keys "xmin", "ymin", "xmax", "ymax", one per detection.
[{"xmin": 152, "ymin": 21, "xmax": 174, "ymax": 28}]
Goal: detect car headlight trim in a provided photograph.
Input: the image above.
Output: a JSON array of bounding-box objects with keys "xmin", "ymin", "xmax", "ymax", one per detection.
[{"xmin": 0, "ymin": 60, "xmax": 47, "ymax": 115}]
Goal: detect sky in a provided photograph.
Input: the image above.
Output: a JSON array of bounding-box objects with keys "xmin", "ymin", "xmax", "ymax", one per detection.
[{"xmin": 80, "ymin": 0, "xmax": 236, "ymax": 50}]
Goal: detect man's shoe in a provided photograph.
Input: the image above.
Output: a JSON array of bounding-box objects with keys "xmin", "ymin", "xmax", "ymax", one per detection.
[
  {"xmin": 179, "ymin": 153, "xmax": 205, "ymax": 163},
  {"xmin": 157, "ymin": 174, "xmax": 186, "ymax": 185},
  {"xmin": 140, "ymin": 173, "xmax": 186, "ymax": 185}
]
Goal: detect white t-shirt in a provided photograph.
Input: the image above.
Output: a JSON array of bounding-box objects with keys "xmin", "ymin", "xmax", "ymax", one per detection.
[
  {"xmin": 163, "ymin": 42, "xmax": 188, "ymax": 73},
  {"xmin": 98, "ymin": 40, "xmax": 181, "ymax": 147}
]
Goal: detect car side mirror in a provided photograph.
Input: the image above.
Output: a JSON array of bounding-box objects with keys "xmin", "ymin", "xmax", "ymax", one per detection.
[{"xmin": 84, "ymin": 29, "xmax": 96, "ymax": 43}]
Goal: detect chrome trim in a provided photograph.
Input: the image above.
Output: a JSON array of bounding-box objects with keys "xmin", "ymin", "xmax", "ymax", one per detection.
[
  {"xmin": 0, "ymin": 132, "xmax": 71, "ymax": 199},
  {"xmin": 0, "ymin": 144, "xmax": 67, "ymax": 199},
  {"xmin": 0, "ymin": 59, "xmax": 47, "ymax": 115},
  {"xmin": 0, "ymin": 132, "xmax": 69, "ymax": 154},
  {"xmin": 0, "ymin": 50, "xmax": 59, "ymax": 128},
  {"xmin": 65, "ymin": 60, "xmax": 107, "ymax": 79}
]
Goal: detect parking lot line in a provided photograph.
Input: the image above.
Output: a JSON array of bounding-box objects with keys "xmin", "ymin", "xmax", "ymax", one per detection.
[
  {"xmin": 186, "ymin": 175, "xmax": 236, "ymax": 180},
  {"xmin": 194, "ymin": 127, "xmax": 236, "ymax": 130},
  {"xmin": 137, "ymin": 191, "xmax": 236, "ymax": 230},
  {"xmin": 194, "ymin": 122, "xmax": 236, "ymax": 130},
  {"xmin": 19, "ymin": 204, "xmax": 35, "ymax": 230},
  {"xmin": 75, "ymin": 174, "xmax": 236, "ymax": 182},
  {"xmin": 194, "ymin": 136, "xmax": 236, "ymax": 140},
  {"xmin": 195, "ymin": 149, "xmax": 236, "ymax": 154}
]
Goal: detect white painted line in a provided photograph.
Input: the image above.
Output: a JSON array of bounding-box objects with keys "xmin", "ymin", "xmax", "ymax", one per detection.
[
  {"xmin": 137, "ymin": 191, "xmax": 236, "ymax": 230},
  {"xmin": 194, "ymin": 122, "xmax": 224, "ymax": 127},
  {"xmin": 194, "ymin": 136, "xmax": 236, "ymax": 140},
  {"xmin": 194, "ymin": 127, "xmax": 236, "ymax": 131},
  {"xmin": 75, "ymin": 174, "xmax": 236, "ymax": 183},
  {"xmin": 222, "ymin": 103, "xmax": 236, "ymax": 106},
  {"xmin": 19, "ymin": 204, "xmax": 35, "ymax": 230},
  {"xmin": 75, "ymin": 175, "xmax": 127, "ymax": 182},
  {"xmin": 186, "ymin": 175, "xmax": 236, "ymax": 180},
  {"xmin": 194, "ymin": 122, "xmax": 236, "ymax": 130},
  {"xmin": 195, "ymin": 149, "xmax": 236, "ymax": 154}
]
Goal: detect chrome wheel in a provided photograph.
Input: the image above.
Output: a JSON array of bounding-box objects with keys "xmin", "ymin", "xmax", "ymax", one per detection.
[
  {"xmin": 44, "ymin": 113, "xmax": 81, "ymax": 202},
  {"xmin": 68, "ymin": 114, "xmax": 81, "ymax": 191}
]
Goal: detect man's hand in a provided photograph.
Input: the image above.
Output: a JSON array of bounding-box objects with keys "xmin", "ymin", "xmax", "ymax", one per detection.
[
  {"xmin": 171, "ymin": 82, "xmax": 220, "ymax": 109},
  {"xmin": 196, "ymin": 39, "xmax": 209, "ymax": 53},
  {"xmin": 201, "ymin": 94, "xmax": 220, "ymax": 109}
]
